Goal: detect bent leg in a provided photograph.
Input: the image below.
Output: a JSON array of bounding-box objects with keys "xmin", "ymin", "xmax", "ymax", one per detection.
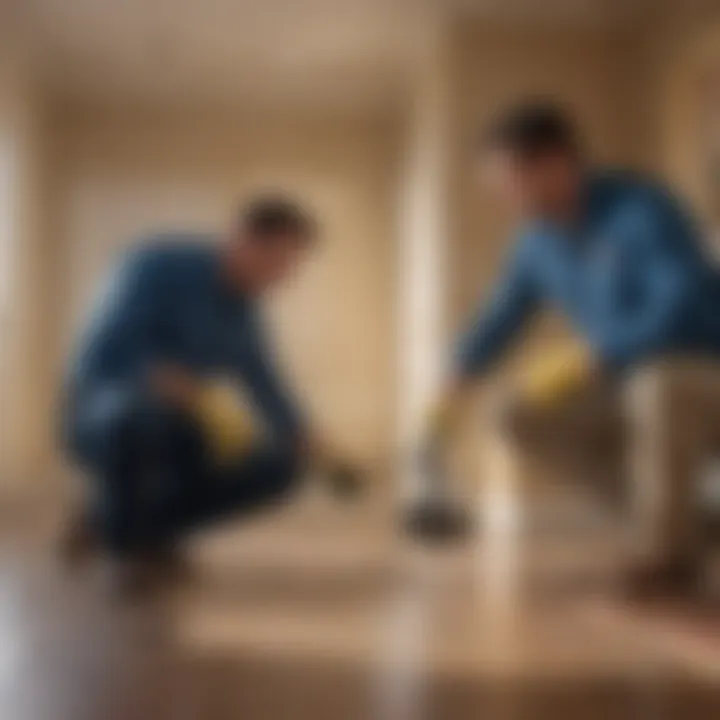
[
  {"xmin": 623, "ymin": 360, "xmax": 720, "ymax": 569},
  {"xmin": 66, "ymin": 386, "xmax": 206, "ymax": 556},
  {"xmin": 173, "ymin": 444, "xmax": 305, "ymax": 536}
]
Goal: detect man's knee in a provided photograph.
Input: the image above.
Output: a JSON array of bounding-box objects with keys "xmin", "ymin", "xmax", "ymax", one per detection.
[
  {"xmin": 623, "ymin": 360, "xmax": 706, "ymax": 428},
  {"xmin": 207, "ymin": 445, "xmax": 305, "ymax": 524},
  {"xmin": 266, "ymin": 446, "xmax": 305, "ymax": 497}
]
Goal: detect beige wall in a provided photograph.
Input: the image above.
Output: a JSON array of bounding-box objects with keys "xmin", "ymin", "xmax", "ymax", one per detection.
[
  {"xmin": 50, "ymin": 106, "xmax": 400, "ymax": 467},
  {"xmin": 0, "ymin": 62, "xmax": 53, "ymax": 490},
  {"xmin": 396, "ymin": 21, "xmax": 455, "ymax": 498},
  {"xmin": 637, "ymin": 0, "xmax": 720, "ymax": 218}
]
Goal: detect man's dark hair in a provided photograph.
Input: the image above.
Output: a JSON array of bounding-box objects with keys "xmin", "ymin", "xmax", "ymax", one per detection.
[
  {"xmin": 240, "ymin": 195, "xmax": 316, "ymax": 244},
  {"xmin": 481, "ymin": 101, "xmax": 581, "ymax": 160}
]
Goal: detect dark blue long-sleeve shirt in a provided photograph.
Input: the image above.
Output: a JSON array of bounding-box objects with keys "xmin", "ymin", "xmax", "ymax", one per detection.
[
  {"xmin": 67, "ymin": 237, "xmax": 303, "ymax": 441},
  {"xmin": 454, "ymin": 171, "xmax": 720, "ymax": 377}
]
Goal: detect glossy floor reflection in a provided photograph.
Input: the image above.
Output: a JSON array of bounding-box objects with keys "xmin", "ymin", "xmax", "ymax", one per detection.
[{"xmin": 0, "ymin": 493, "xmax": 717, "ymax": 720}]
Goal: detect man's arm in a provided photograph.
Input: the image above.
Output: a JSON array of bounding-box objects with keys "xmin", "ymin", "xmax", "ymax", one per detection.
[
  {"xmin": 452, "ymin": 237, "xmax": 540, "ymax": 380},
  {"xmin": 239, "ymin": 308, "xmax": 305, "ymax": 444}
]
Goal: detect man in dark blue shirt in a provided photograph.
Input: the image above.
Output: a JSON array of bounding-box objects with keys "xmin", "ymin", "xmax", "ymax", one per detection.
[
  {"xmin": 62, "ymin": 197, "xmax": 320, "ymax": 590},
  {"xmin": 436, "ymin": 102, "xmax": 720, "ymax": 598}
]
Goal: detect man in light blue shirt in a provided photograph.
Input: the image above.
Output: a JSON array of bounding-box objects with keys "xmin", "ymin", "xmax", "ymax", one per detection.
[
  {"xmin": 454, "ymin": 124, "xmax": 720, "ymax": 377},
  {"xmin": 442, "ymin": 102, "xmax": 720, "ymax": 598}
]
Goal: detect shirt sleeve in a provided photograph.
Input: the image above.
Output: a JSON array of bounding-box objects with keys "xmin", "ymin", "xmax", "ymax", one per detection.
[
  {"xmin": 453, "ymin": 237, "xmax": 540, "ymax": 378},
  {"xmin": 69, "ymin": 245, "xmax": 167, "ymax": 391},
  {"xmin": 593, "ymin": 191, "xmax": 702, "ymax": 369},
  {"xmin": 239, "ymin": 307, "xmax": 305, "ymax": 442}
]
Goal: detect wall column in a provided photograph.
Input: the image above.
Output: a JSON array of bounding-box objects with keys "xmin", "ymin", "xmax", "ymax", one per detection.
[
  {"xmin": 0, "ymin": 55, "xmax": 52, "ymax": 494},
  {"xmin": 397, "ymin": 19, "xmax": 454, "ymax": 501}
]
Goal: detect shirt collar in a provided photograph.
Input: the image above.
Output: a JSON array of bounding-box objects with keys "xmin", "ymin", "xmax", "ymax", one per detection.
[{"xmin": 527, "ymin": 170, "xmax": 612, "ymax": 239}]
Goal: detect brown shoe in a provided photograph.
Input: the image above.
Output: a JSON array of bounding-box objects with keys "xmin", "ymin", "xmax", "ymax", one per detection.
[{"xmin": 620, "ymin": 560, "xmax": 703, "ymax": 603}]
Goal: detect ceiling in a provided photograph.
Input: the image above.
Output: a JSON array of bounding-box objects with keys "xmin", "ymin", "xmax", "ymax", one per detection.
[{"xmin": 4, "ymin": 0, "xmax": 660, "ymax": 113}]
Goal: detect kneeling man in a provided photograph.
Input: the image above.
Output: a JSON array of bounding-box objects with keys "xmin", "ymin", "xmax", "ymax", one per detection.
[{"xmin": 62, "ymin": 197, "xmax": 321, "ymax": 589}]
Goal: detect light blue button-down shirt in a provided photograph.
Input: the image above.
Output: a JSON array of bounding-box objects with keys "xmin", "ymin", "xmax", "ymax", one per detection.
[{"xmin": 455, "ymin": 171, "xmax": 720, "ymax": 376}]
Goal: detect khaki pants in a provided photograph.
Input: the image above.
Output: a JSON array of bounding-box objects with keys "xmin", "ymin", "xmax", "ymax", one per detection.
[{"xmin": 489, "ymin": 359, "xmax": 720, "ymax": 565}]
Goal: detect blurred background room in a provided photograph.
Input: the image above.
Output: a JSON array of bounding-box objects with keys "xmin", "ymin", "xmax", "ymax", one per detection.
[{"xmin": 0, "ymin": 0, "xmax": 718, "ymax": 718}]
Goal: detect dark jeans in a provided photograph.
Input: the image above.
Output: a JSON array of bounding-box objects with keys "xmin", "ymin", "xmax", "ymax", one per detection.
[{"xmin": 64, "ymin": 385, "xmax": 303, "ymax": 557}]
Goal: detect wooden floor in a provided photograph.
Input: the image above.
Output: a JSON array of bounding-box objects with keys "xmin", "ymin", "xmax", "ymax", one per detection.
[{"xmin": 0, "ymin": 492, "xmax": 717, "ymax": 720}]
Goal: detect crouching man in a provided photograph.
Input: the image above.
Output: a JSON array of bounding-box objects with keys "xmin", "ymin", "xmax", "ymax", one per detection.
[
  {"xmin": 435, "ymin": 102, "xmax": 720, "ymax": 599},
  {"xmin": 61, "ymin": 197, "xmax": 323, "ymax": 592}
]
